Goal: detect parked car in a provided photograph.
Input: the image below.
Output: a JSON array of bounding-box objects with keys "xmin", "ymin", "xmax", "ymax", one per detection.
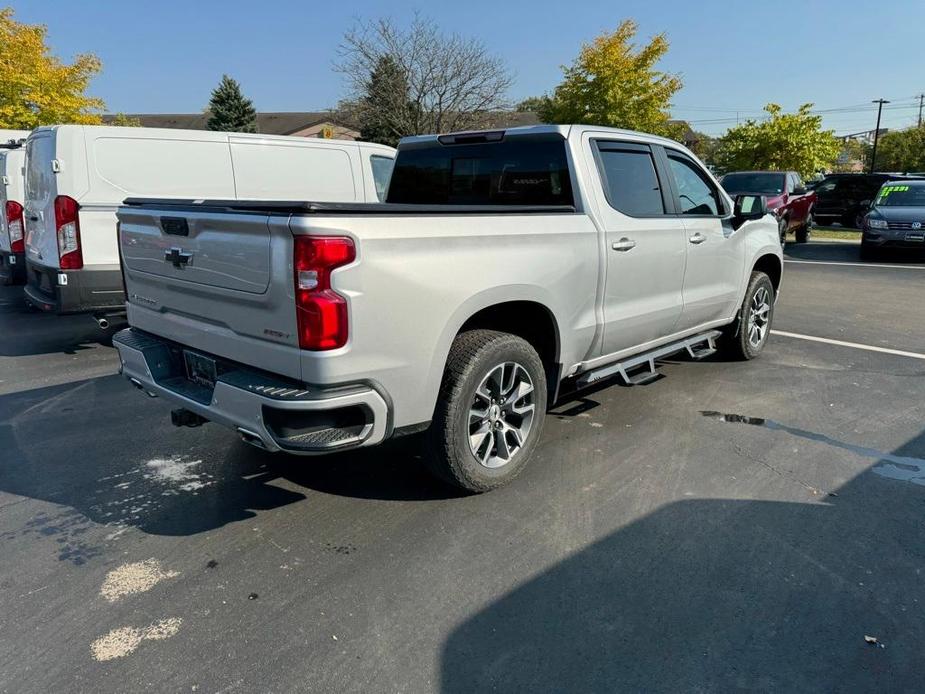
[
  {"xmin": 22, "ymin": 125, "xmax": 395, "ymax": 324},
  {"xmin": 112, "ymin": 124, "xmax": 782, "ymax": 492},
  {"xmin": 812, "ymin": 173, "xmax": 897, "ymax": 229},
  {"xmin": 0, "ymin": 142, "xmax": 27, "ymax": 285},
  {"xmin": 861, "ymin": 180, "xmax": 925, "ymax": 259},
  {"xmin": 719, "ymin": 171, "xmax": 816, "ymax": 243}
]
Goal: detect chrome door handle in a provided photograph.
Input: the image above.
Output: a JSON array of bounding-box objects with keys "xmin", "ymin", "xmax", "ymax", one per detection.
[
  {"xmin": 612, "ymin": 238, "xmax": 637, "ymax": 252},
  {"xmin": 689, "ymin": 232, "xmax": 707, "ymax": 244}
]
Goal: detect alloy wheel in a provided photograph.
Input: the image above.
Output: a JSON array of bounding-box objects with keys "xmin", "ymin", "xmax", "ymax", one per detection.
[
  {"xmin": 747, "ymin": 286, "xmax": 771, "ymax": 348},
  {"xmin": 468, "ymin": 362, "xmax": 536, "ymax": 469}
]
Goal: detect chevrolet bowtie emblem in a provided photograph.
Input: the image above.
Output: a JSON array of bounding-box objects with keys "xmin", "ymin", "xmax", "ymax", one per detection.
[{"xmin": 165, "ymin": 247, "xmax": 193, "ymax": 268}]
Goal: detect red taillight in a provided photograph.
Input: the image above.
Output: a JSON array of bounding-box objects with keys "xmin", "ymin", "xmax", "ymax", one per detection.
[
  {"xmin": 54, "ymin": 195, "xmax": 83, "ymax": 270},
  {"xmin": 5, "ymin": 201, "xmax": 24, "ymax": 253},
  {"xmin": 293, "ymin": 236, "xmax": 355, "ymax": 350}
]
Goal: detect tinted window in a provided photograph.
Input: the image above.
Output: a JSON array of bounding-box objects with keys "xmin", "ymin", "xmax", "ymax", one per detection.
[
  {"xmin": 370, "ymin": 155, "xmax": 394, "ymax": 202},
  {"xmin": 387, "ymin": 138, "xmax": 573, "ymax": 206},
  {"xmin": 595, "ymin": 144, "xmax": 665, "ymax": 216},
  {"xmin": 720, "ymin": 172, "xmax": 785, "ymax": 195},
  {"xmin": 668, "ymin": 155, "xmax": 721, "ymax": 215}
]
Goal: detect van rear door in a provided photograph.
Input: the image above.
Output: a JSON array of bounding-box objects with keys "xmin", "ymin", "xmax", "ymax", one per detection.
[{"xmin": 23, "ymin": 132, "xmax": 59, "ymax": 268}]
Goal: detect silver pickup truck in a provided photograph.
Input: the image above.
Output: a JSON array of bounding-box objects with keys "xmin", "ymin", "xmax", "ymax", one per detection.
[{"xmin": 113, "ymin": 125, "xmax": 782, "ymax": 491}]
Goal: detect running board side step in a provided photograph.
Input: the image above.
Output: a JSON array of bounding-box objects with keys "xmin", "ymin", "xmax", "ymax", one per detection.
[{"xmin": 577, "ymin": 330, "xmax": 722, "ymax": 388}]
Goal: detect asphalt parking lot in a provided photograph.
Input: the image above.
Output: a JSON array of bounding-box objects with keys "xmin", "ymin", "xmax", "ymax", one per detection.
[{"xmin": 1, "ymin": 241, "xmax": 924, "ymax": 693}]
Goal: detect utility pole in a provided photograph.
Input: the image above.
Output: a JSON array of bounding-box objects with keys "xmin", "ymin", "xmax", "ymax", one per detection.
[
  {"xmin": 869, "ymin": 98, "xmax": 890, "ymax": 174},
  {"xmin": 918, "ymin": 93, "xmax": 924, "ymax": 127}
]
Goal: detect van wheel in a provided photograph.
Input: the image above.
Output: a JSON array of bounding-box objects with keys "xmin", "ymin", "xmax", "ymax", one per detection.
[
  {"xmin": 425, "ymin": 330, "xmax": 547, "ymax": 492},
  {"xmin": 723, "ymin": 271, "xmax": 775, "ymax": 360}
]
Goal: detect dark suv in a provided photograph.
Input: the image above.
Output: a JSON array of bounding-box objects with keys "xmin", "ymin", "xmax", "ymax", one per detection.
[
  {"xmin": 812, "ymin": 174, "xmax": 899, "ymax": 229},
  {"xmin": 861, "ymin": 180, "xmax": 925, "ymax": 258}
]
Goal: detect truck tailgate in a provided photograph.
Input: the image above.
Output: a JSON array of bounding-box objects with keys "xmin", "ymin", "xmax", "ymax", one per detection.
[{"xmin": 118, "ymin": 206, "xmax": 302, "ymax": 380}]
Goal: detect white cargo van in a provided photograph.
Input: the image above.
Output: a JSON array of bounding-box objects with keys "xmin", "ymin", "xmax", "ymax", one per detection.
[
  {"xmin": 0, "ymin": 144, "xmax": 28, "ymax": 284},
  {"xmin": 23, "ymin": 125, "xmax": 395, "ymax": 317}
]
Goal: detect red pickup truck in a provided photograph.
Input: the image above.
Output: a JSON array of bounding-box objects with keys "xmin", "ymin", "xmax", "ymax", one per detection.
[{"xmin": 720, "ymin": 171, "xmax": 816, "ymax": 243}]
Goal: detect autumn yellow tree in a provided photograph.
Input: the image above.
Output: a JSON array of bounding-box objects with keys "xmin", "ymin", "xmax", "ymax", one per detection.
[
  {"xmin": 539, "ymin": 20, "xmax": 684, "ymax": 139},
  {"xmin": 0, "ymin": 7, "xmax": 104, "ymax": 128}
]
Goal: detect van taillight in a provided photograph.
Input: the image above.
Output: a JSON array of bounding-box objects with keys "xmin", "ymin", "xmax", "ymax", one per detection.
[
  {"xmin": 293, "ymin": 236, "xmax": 355, "ymax": 350},
  {"xmin": 5, "ymin": 201, "xmax": 24, "ymax": 253},
  {"xmin": 54, "ymin": 195, "xmax": 83, "ymax": 270}
]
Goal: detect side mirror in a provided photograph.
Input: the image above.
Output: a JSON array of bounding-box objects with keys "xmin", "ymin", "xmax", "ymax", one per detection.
[
  {"xmin": 733, "ymin": 194, "xmax": 767, "ymax": 225},
  {"xmin": 793, "ymin": 185, "xmax": 807, "ymax": 195}
]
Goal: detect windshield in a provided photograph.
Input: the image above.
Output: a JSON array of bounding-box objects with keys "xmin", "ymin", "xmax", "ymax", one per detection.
[
  {"xmin": 875, "ymin": 183, "xmax": 925, "ymax": 207},
  {"xmin": 721, "ymin": 173, "xmax": 785, "ymax": 195}
]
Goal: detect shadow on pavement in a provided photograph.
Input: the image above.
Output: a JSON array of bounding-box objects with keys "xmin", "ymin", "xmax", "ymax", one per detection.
[
  {"xmin": 440, "ymin": 428, "xmax": 925, "ymax": 692},
  {"xmin": 0, "ymin": 286, "xmax": 119, "ymax": 357},
  {"xmin": 785, "ymin": 241, "xmax": 925, "ymax": 264},
  {"xmin": 0, "ymin": 375, "xmax": 458, "ymax": 558}
]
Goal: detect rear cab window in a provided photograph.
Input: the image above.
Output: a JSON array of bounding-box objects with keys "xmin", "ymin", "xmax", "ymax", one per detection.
[{"xmin": 386, "ymin": 135, "xmax": 574, "ymax": 206}]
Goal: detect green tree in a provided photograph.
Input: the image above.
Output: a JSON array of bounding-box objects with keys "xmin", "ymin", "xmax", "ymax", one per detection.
[
  {"xmin": 516, "ymin": 96, "xmax": 550, "ymax": 113},
  {"xmin": 688, "ymin": 131, "xmax": 718, "ymax": 165},
  {"xmin": 0, "ymin": 7, "xmax": 104, "ymax": 128},
  {"xmin": 356, "ymin": 55, "xmax": 411, "ymax": 147},
  {"xmin": 715, "ymin": 104, "xmax": 840, "ymax": 177},
  {"xmin": 874, "ymin": 125, "xmax": 925, "ymax": 172},
  {"xmin": 538, "ymin": 20, "xmax": 683, "ymax": 139},
  {"xmin": 110, "ymin": 112, "xmax": 141, "ymax": 127},
  {"xmin": 206, "ymin": 75, "xmax": 257, "ymax": 133}
]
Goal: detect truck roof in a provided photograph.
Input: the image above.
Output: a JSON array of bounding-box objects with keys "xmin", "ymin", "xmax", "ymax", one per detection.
[{"xmin": 398, "ymin": 124, "xmax": 692, "ymax": 152}]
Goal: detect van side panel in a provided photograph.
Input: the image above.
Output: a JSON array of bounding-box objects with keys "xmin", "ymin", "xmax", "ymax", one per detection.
[
  {"xmin": 229, "ymin": 139, "xmax": 359, "ymax": 201},
  {"xmin": 84, "ymin": 133, "xmax": 236, "ymax": 266}
]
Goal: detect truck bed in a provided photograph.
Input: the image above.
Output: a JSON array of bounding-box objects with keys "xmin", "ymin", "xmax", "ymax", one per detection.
[{"xmin": 121, "ymin": 198, "xmax": 578, "ymax": 216}]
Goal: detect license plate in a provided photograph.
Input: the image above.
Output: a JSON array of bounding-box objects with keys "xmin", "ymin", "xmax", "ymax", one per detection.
[
  {"xmin": 905, "ymin": 233, "xmax": 924, "ymax": 242},
  {"xmin": 184, "ymin": 351, "xmax": 217, "ymax": 388}
]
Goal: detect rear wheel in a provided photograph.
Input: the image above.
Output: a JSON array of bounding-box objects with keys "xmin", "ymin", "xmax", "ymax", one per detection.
[
  {"xmin": 723, "ymin": 271, "xmax": 775, "ymax": 360},
  {"xmin": 424, "ymin": 330, "xmax": 547, "ymax": 492},
  {"xmin": 778, "ymin": 216, "xmax": 788, "ymax": 244}
]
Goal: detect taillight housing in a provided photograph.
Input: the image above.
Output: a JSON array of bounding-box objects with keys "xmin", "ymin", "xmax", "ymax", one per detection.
[
  {"xmin": 54, "ymin": 195, "xmax": 83, "ymax": 270},
  {"xmin": 293, "ymin": 236, "xmax": 355, "ymax": 350},
  {"xmin": 5, "ymin": 201, "xmax": 24, "ymax": 253}
]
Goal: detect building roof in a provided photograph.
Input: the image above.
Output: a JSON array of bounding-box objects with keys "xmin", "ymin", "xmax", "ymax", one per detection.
[{"xmin": 101, "ymin": 112, "xmax": 341, "ymax": 135}]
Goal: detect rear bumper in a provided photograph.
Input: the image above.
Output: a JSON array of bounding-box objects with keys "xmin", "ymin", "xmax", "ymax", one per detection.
[
  {"xmin": 113, "ymin": 328, "xmax": 390, "ymax": 454},
  {"xmin": 24, "ymin": 261, "xmax": 125, "ymax": 315},
  {"xmin": 0, "ymin": 250, "xmax": 25, "ymax": 284}
]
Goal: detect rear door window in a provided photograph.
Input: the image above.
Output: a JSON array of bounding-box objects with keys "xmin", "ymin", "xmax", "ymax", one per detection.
[
  {"xmin": 593, "ymin": 141, "xmax": 666, "ymax": 216},
  {"xmin": 386, "ymin": 137, "xmax": 573, "ymax": 205}
]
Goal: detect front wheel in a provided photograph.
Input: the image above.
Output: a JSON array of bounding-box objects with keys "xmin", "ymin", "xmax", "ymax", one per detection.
[
  {"xmin": 778, "ymin": 216, "xmax": 788, "ymax": 244},
  {"xmin": 795, "ymin": 210, "xmax": 813, "ymax": 243},
  {"xmin": 424, "ymin": 329, "xmax": 547, "ymax": 492},
  {"xmin": 723, "ymin": 271, "xmax": 775, "ymax": 360}
]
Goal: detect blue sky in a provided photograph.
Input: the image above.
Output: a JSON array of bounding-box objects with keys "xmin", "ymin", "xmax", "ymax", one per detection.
[{"xmin": 16, "ymin": 0, "xmax": 925, "ymax": 136}]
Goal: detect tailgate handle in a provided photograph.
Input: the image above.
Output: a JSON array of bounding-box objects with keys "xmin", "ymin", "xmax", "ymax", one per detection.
[{"xmin": 161, "ymin": 217, "xmax": 189, "ymax": 236}]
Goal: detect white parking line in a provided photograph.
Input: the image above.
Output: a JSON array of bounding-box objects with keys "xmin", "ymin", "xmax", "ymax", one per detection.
[
  {"xmin": 771, "ymin": 330, "xmax": 925, "ymax": 361},
  {"xmin": 785, "ymin": 259, "xmax": 925, "ymax": 270}
]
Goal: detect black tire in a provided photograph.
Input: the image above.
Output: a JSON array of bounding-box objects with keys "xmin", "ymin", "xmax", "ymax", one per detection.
[
  {"xmin": 859, "ymin": 243, "xmax": 877, "ymax": 261},
  {"xmin": 722, "ymin": 271, "xmax": 775, "ymax": 361},
  {"xmin": 424, "ymin": 329, "xmax": 547, "ymax": 492},
  {"xmin": 795, "ymin": 209, "xmax": 813, "ymax": 243},
  {"xmin": 778, "ymin": 216, "xmax": 788, "ymax": 244}
]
